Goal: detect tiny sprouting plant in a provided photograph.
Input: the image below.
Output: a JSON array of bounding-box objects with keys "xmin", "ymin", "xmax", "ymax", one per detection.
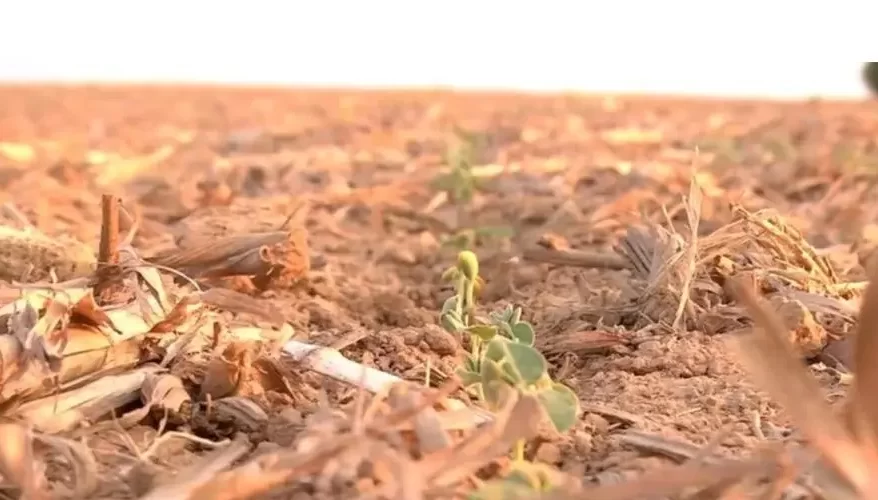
[
  {"xmin": 468, "ymin": 461, "xmax": 561, "ymax": 499},
  {"xmin": 432, "ymin": 129, "xmax": 513, "ymax": 251},
  {"xmin": 432, "ymin": 128, "xmax": 483, "ymax": 207},
  {"xmin": 441, "ymin": 225, "xmax": 515, "ymax": 252},
  {"xmin": 440, "ymin": 250, "xmax": 580, "ymax": 496}
]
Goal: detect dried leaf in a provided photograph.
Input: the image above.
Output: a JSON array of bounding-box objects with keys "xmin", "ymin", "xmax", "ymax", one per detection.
[
  {"xmin": 152, "ymin": 231, "xmax": 287, "ymax": 274},
  {"xmin": 142, "ymin": 373, "xmax": 191, "ymax": 413},
  {"xmin": 22, "ymin": 296, "xmax": 72, "ymax": 365},
  {"xmin": 200, "ymin": 342, "xmax": 255, "ymax": 400},
  {"xmin": 150, "ymin": 294, "xmax": 202, "ymax": 334},
  {"xmin": 726, "ymin": 277, "xmax": 878, "ymax": 495},
  {"xmin": 0, "ymin": 422, "xmax": 46, "ymax": 499},
  {"xmin": 70, "ymin": 291, "xmax": 116, "ymax": 329}
]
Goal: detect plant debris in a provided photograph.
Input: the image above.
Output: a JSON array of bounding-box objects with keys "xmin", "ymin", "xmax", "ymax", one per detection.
[{"xmin": 1, "ymin": 85, "xmax": 878, "ymax": 499}]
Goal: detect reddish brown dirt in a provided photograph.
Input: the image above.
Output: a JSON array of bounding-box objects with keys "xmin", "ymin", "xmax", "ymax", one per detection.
[{"xmin": 1, "ymin": 85, "xmax": 877, "ymax": 496}]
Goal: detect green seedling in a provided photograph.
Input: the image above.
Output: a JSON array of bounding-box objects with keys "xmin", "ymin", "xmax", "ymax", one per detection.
[
  {"xmin": 432, "ymin": 128, "xmax": 484, "ymax": 205},
  {"xmin": 439, "ymin": 250, "xmax": 580, "ymax": 494},
  {"xmin": 468, "ymin": 462, "xmax": 561, "ymax": 499},
  {"xmin": 431, "ymin": 129, "xmax": 514, "ymax": 251},
  {"xmin": 441, "ymin": 225, "xmax": 515, "ymax": 252}
]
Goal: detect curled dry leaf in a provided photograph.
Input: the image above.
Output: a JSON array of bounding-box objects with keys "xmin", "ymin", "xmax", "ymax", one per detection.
[
  {"xmin": 69, "ymin": 291, "xmax": 116, "ymax": 331},
  {"xmin": 424, "ymin": 391, "xmax": 545, "ymax": 489},
  {"xmin": 28, "ymin": 296, "xmax": 74, "ymax": 363},
  {"xmin": 199, "ymin": 341, "xmax": 256, "ymax": 400},
  {"xmin": 150, "ymin": 226, "xmax": 310, "ymax": 291},
  {"xmin": 149, "ymin": 294, "xmax": 203, "ymax": 334},
  {"xmin": 129, "ymin": 260, "xmax": 172, "ymax": 312},
  {"xmin": 0, "ymin": 422, "xmax": 46, "ymax": 499},
  {"xmin": 5, "ymin": 291, "xmax": 74, "ymax": 370},
  {"xmin": 387, "ymin": 384, "xmax": 453, "ymax": 455},
  {"xmin": 142, "ymin": 373, "xmax": 191, "ymax": 414},
  {"xmin": 251, "ymin": 356, "xmax": 297, "ymax": 396}
]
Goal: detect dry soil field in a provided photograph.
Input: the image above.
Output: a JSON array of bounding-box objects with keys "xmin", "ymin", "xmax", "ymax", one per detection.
[{"xmin": 2, "ymin": 86, "xmax": 878, "ymax": 499}]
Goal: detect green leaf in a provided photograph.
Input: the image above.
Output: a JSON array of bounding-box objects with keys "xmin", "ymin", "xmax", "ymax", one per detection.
[
  {"xmin": 488, "ymin": 310, "xmax": 504, "ymax": 323},
  {"xmin": 501, "ymin": 304, "xmax": 515, "ymax": 322},
  {"xmin": 505, "ymin": 468, "xmax": 542, "ymax": 489},
  {"xmin": 456, "ymin": 367, "xmax": 482, "ymax": 387},
  {"xmin": 481, "ymin": 379, "xmax": 512, "ymax": 410},
  {"xmin": 507, "ymin": 462, "xmax": 559, "ymax": 491},
  {"xmin": 466, "ymin": 324, "xmax": 498, "ymax": 341},
  {"xmin": 505, "ymin": 342, "xmax": 547, "ymax": 385},
  {"xmin": 507, "ymin": 461, "xmax": 552, "ymax": 489},
  {"xmin": 500, "ymin": 361, "xmax": 524, "ymax": 385},
  {"xmin": 463, "ymin": 354, "xmax": 480, "ymax": 373},
  {"xmin": 510, "ymin": 306, "xmax": 523, "ymax": 325},
  {"xmin": 480, "ymin": 358, "xmax": 507, "ymax": 386},
  {"xmin": 497, "ymin": 321, "xmax": 514, "ymax": 338},
  {"xmin": 440, "ymin": 266, "xmax": 460, "ymax": 283},
  {"xmin": 535, "ymin": 383, "xmax": 580, "ymax": 433},
  {"xmin": 467, "ymin": 480, "xmax": 534, "ymax": 500},
  {"xmin": 440, "ymin": 311, "xmax": 465, "ymax": 334},
  {"xmin": 483, "ymin": 336, "xmax": 510, "ymax": 362},
  {"xmin": 441, "ymin": 296, "xmax": 459, "ymax": 315},
  {"xmin": 510, "ymin": 321, "xmax": 535, "ymax": 345}
]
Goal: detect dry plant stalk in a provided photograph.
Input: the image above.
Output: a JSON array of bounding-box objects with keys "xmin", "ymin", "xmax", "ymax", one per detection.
[
  {"xmin": 723, "ymin": 274, "xmax": 878, "ymax": 497},
  {"xmin": 94, "ymin": 194, "xmax": 124, "ymax": 304},
  {"xmin": 522, "ymin": 246, "xmax": 631, "ymax": 270},
  {"xmin": 0, "ymin": 264, "xmax": 203, "ymax": 410}
]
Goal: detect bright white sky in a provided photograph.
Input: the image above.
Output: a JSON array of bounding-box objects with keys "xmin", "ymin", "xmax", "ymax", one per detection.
[{"xmin": 1, "ymin": 0, "xmax": 874, "ymax": 99}]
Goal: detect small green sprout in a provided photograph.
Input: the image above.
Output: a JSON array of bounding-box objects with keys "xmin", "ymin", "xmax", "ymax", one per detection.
[
  {"xmin": 469, "ymin": 462, "xmax": 561, "ymax": 499},
  {"xmin": 431, "ymin": 129, "xmax": 514, "ymax": 251},
  {"xmin": 438, "ymin": 250, "xmax": 580, "ymax": 494},
  {"xmin": 441, "ymin": 225, "xmax": 515, "ymax": 252},
  {"xmin": 432, "ymin": 128, "xmax": 483, "ymax": 205}
]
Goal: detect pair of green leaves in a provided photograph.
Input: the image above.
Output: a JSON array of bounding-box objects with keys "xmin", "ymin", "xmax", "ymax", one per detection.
[
  {"xmin": 434, "ymin": 129, "xmax": 484, "ymax": 205},
  {"xmin": 463, "ymin": 304, "xmax": 535, "ymax": 346},
  {"xmin": 459, "ymin": 335, "xmax": 579, "ymax": 433},
  {"xmin": 455, "ymin": 333, "xmax": 543, "ymax": 398}
]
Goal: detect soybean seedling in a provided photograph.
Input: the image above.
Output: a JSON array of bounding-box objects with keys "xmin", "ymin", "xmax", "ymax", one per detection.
[
  {"xmin": 439, "ymin": 251, "xmax": 580, "ymax": 495},
  {"xmin": 432, "ymin": 128, "xmax": 483, "ymax": 207},
  {"xmin": 431, "ymin": 129, "xmax": 514, "ymax": 251}
]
